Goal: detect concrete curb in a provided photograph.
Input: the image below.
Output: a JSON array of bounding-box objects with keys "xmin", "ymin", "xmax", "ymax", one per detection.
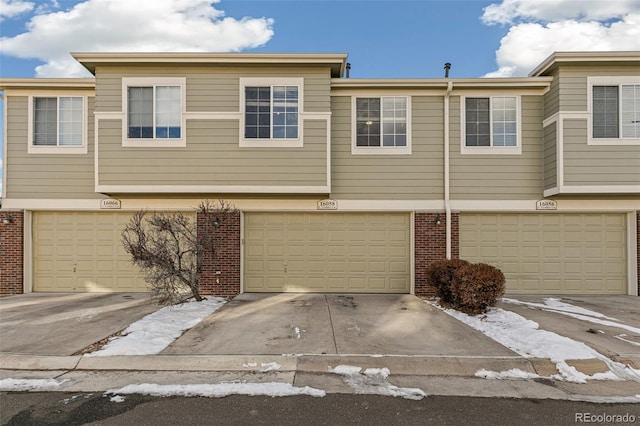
[{"xmin": 0, "ymin": 354, "xmax": 630, "ymax": 380}]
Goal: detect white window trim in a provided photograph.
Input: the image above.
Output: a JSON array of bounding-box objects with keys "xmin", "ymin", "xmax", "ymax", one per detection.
[
  {"xmin": 27, "ymin": 95, "xmax": 88, "ymax": 154},
  {"xmin": 122, "ymin": 77, "xmax": 186, "ymax": 148},
  {"xmin": 350, "ymin": 95, "xmax": 412, "ymax": 155},
  {"xmin": 460, "ymin": 95, "xmax": 522, "ymax": 155},
  {"xmin": 239, "ymin": 77, "xmax": 304, "ymax": 148},
  {"xmin": 587, "ymin": 76, "xmax": 640, "ymax": 146}
]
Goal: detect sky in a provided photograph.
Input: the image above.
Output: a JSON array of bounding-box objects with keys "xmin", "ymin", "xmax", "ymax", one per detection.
[{"xmin": 1, "ymin": 0, "xmax": 639, "ymax": 195}]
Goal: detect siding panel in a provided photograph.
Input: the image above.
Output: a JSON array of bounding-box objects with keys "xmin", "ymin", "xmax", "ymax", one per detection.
[
  {"xmin": 330, "ymin": 95, "xmax": 444, "ymax": 200},
  {"xmin": 97, "ymin": 119, "xmax": 328, "ymax": 187},
  {"xmin": 563, "ymin": 119, "xmax": 640, "ymax": 186},
  {"xmin": 6, "ymin": 95, "xmax": 99, "ymax": 199},
  {"xmin": 543, "ymin": 122, "xmax": 557, "ymax": 189},
  {"xmin": 450, "ymin": 95, "xmax": 544, "ymax": 199}
]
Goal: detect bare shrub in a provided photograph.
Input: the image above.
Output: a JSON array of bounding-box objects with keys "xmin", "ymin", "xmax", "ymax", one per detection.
[
  {"xmin": 122, "ymin": 200, "xmax": 235, "ymax": 305},
  {"xmin": 425, "ymin": 259, "xmax": 470, "ymax": 305},
  {"xmin": 451, "ymin": 263, "xmax": 505, "ymax": 315}
]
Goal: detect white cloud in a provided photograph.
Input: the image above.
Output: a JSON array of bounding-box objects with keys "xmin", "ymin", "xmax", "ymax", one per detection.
[
  {"xmin": 482, "ymin": 0, "xmax": 640, "ymax": 25},
  {"xmin": 0, "ymin": 0, "xmax": 274, "ymax": 77},
  {"xmin": 0, "ymin": 0, "xmax": 34, "ymax": 21},
  {"xmin": 482, "ymin": 0, "xmax": 640, "ymax": 77}
]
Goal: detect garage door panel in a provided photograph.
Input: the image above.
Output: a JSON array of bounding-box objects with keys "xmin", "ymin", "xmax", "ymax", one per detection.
[
  {"xmin": 460, "ymin": 213, "xmax": 626, "ymax": 294},
  {"xmin": 33, "ymin": 212, "xmax": 181, "ymax": 293},
  {"xmin": 244, "ymin": 213, "xmax": 410, "ymax": 293}
]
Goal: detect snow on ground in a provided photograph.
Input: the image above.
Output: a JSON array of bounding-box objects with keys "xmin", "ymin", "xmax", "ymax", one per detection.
[
  {"xmin": 329, "ymin": 365, "xmax": 426, "ymax": 400},
  {"xmin": 502, "ymin": 298, "xmax": 640, "ymax": 334},
  {"xmin": 105, "ymin": 382, "xmax": 325, "ymax": 398},
  {"xmin": 0, "ymin": 378, "xmax": 70, "ymax": 391},
  {"xmin": 86, "ymin": 297, "xmax": 226, "ymax": 356},
  {"xmin": 503, "ymin": 297, "xmax": 619, "ymax": 320},
  {"xmin": 427, "ymin": 300, "xmax": 640, "ymax": 383}
]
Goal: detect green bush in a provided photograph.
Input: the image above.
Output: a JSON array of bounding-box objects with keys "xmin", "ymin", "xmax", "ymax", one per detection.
[
  {"xmin": 451, "ymin": 263, "xmax": 505, "ymax": 315},
  {"xmin": 425, "ymin": 259, "xmax": 470, "ymax": 305},
  {"xmin": 426, "ymin": 259, "xmax": 505, "ymax": 315}
]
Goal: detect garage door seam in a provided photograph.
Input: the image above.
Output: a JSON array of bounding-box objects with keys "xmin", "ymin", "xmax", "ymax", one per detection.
[{"xmin": 324, "ymin": 295, "xmax": 339, "ymax": 354}]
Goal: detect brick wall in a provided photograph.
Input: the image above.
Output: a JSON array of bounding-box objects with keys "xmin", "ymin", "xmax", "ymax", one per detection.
[
  {"xmin": 197, "ymin": 210, "xmax": 241, "ymax": 296},
  {"xmin": 414, "ymin": 212, "xmax": 459, "ymax": 297},
  {"xmin": 0, "ymin": 211, "xmax": 24, "ymax": 295}
]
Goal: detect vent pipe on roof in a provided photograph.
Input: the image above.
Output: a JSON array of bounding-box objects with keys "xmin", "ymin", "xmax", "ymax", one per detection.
[
  {"xmin": 345, "ymin": 62, "xmax": 351, "ymax": 78},
  {"xmin": 444, "ymin": 63, "xmax": 451, "ymax": 78}
]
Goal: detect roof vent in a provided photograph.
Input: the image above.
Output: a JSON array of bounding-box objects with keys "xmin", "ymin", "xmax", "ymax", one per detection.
[{"xmin": 444, "ymin": 63, "xmax": 451, "ymax": 78}]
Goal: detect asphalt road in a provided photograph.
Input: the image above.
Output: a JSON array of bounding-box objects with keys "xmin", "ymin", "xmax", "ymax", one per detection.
[{"xmin": 2, "ymin": 393, "xmax": 639, "ymax": 426}]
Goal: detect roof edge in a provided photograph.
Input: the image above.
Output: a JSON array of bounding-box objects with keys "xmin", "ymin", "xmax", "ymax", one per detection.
[
  {"xmin": 0, "ymin": 78, "xmax": 95, "ymax": 90},
  {"xmin": 72, "ymin": 52, "xmax": 348, "ymax": 77},
  {"xmin": 529, "ymin": 51, "xmax": 640, "ymax": 77},
  {"xmin": 331, "ymin": 77, "xmax": 553, "ymax": 90}
]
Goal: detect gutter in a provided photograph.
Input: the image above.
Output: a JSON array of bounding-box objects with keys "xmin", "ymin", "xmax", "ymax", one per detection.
[{"xmin": 444, "ymin": 81, "xmax": 453, "ymax": 259}]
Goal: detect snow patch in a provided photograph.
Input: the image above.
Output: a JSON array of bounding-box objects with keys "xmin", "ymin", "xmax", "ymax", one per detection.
[
  {"xmin": 86, "ymin": 298, "xmax": 225, "ymax": 356},
  {"xmin": 428, "ymin": 301, "xmax": 640, "ymax": 383},
  {"xmin": 105, "ymin": 382, "xmax": 325, "ymax": 398},
  {"xmin": 110, "ymin": 395, "xmax": 126, "ymax": 403},
  {"xmin": 259, "ymin": 362, "xmax": 281, "ymax": 372},
  {"xmin": 330, "ymin": 365, "xmax": 425, "ymax": 400},
  {"xmin": 0, "ymin": 378, "xmax": 70, "ymax": 391},
  {"xmin": 502, "ymin": 297, "xmax": 619, "ymax": 321},
  {"xmin": 475, "ymin": 368, "xmax": 541, "ymax": 380}
]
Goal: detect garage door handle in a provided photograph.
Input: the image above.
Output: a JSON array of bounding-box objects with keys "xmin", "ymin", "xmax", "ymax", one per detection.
[{"xmin": 283, "ymin": 261, "xmax": 287, "ymax": 273}]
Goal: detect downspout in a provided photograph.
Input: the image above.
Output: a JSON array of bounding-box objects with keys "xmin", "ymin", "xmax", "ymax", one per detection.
[{"xmin": 444, "ymin": 80, "xmax": 453, "ymax": 259}]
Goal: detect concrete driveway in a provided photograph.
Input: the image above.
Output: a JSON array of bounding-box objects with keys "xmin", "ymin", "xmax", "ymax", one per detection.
[
  {"xmin": 497, "ymin": 294, "xmax": 640, "ymax": 366},
  {"xmin": 0, "ymin": 293, "xmax": 160, "ymax": 356},
  {"xmin": 163, "ymin": 293, "xmax": 518, "ymax": 356}
]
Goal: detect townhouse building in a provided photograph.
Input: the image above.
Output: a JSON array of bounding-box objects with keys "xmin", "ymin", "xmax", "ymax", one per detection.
[{"xmin": 1, "ymin": 51, "xmax": 638, "ymax": 296}]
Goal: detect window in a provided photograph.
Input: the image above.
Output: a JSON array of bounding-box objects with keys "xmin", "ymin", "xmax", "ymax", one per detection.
[
  {"xmin": 592, "ymin": 84, "xmax": 640, "ymax": 139},
  {"xmin": 122, "ymin": 77, "xmax": 185, "ymax": 147},
  {"xmin": 128, "ymin": 85, "xmax": 181, "ymax": 139},
  {"xmin": 29, "ymin": 96, "xmax": 86, "ymax": 154},
  {"xmin": 462, "ymin": 96, "xmax": 520, "ymax": 154},
  {"xmin": 244, "ymin": 85, "xmax": 299, "ymax": 139},
  {"xmin": 240, "ymin": 78, "xmax": 303, "ymax": 147},
  {"xmin": 352, "ymin": 96, "xmax": 410, "ymax": 154}
]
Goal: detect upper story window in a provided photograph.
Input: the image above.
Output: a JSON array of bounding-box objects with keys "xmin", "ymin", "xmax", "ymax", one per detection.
[
  {"xmin": 590, "ymin": 79, "xmax": 640, "ymax": 143},
  {"xmin": 28, "ymin": 95, "xmax": 87, "ymax": 154},
  {"xmin": 122, "ymin": 77, "xmax": 186, "ymax": 147},
  {"xmin": 461, "ymin": 95, "xmax": 521, "ymax": 155},
  {"xmin": 240, "ymin": 77, "xmax": 303, "ymax": 148},
  {"xmin": 352, "ymin": 96, "xmax": 411, "ymax": 155}
]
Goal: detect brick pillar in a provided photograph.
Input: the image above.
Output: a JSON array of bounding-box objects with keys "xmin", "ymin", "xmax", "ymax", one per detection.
[
  {"xmin": 197, "ymin": 210, "xmax": 241, "ymax": 296},
  {"xmin": 0, "ymin": 211, "xmax": 24, "ymax": 295},
  {"xmin": 414, "ymin": 212, "xmax": 459, "ymax": 297}
]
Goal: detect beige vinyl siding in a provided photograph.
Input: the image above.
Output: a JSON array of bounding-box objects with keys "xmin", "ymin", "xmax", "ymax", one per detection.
[
  {"xmin": 97, "ymin": 119, "xmax": 328, "ymax": 187},
  {"xmin": 543, "ymin": 122, "xmax": 557, "ymax": 190},
  {"xmin": 94, "ymin": 65, "xmax": 332, "ymax": 113},
  {"xmin": 543, "ymin": 72, "xmax": 560, "ymax": 119},
  {"xmin": 6, "ymin": 95, "xmax": 100, "ymax": 199},
  {"xmin": 449, "ymin": 95, "xmax": 544, "ymax": 199},
  {"xmin": 330, "ymin": 95, "xmax": 444, "ymax": 200},
  {"xmin": 563, "ymin": 119, "xmax": 640, "ymax": 186},
  {"xmin": 553, "ymin": 65, "xmax": 640, "ymax": 112}
]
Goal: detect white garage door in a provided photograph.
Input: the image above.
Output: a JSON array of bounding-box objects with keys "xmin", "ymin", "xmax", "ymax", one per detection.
[
  {"xmin": 460, "ymin": 213, "xmax": 627, "ymax": 294},
  {"xmin": 244, "ymin": 212, "xmax": 411, "ymax": 293},
  {"xmin": 33, "ymin": 212, "xmax": 150, "ymax": 292}
]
